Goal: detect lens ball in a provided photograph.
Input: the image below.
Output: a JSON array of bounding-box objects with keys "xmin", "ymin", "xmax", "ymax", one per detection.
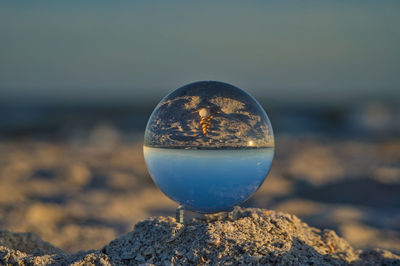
[{"xmin": 144, "ymin": 81, "xmax": 274, "ymax": 213}]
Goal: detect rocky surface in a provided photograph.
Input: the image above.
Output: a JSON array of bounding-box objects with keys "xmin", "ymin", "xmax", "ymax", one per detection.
[{"xmin": 0, "ymin": 208, "xmax": 399, "ymax": 265}]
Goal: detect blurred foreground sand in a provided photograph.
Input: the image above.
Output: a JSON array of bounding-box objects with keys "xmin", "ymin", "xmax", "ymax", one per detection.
[{"xmin": 0, "ymin": 133, "xmax": 399, "ymax": 254}]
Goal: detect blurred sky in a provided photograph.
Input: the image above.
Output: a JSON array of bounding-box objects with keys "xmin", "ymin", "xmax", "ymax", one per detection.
[{"xmin": 1, "ymin": 1, "xmax": 399, "ymax": 106}]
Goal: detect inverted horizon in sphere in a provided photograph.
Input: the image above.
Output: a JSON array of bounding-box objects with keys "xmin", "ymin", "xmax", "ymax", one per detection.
[{"xmin": 144, "ymin": 81, "xmax": 274, "ymax": 150}]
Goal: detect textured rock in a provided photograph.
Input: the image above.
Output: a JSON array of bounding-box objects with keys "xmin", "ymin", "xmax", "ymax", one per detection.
[
  {"xmin": 0, "ymin": 230, "xmax": 65, "ymax": 256},
  {"xmin": 1, "ymin": 208, "xmax": 399, "ymax": 265}
]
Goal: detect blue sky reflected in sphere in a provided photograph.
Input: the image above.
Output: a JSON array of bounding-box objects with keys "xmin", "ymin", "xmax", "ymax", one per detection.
[
  {"xmin": 144, "ymin": 81, "xmax": 274, "ymax": 213},
  {"xmin": 144, "ymin": 147, "xmax": 273, "ymax": 213}
]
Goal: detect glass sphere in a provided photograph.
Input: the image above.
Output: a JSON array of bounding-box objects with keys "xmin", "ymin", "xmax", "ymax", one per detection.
[{"xmin": 144, "ymin": 81, "xmax": 274, "ymax": 213}]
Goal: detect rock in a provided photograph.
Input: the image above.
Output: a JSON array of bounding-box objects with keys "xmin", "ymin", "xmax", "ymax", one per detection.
[
  {"xmin": 1, "ymin": 208, "xmax": 399, "ymax": 265},
  {"xmin": 0, "ymin": 230, "xmax": 64, "ymax": 256}
]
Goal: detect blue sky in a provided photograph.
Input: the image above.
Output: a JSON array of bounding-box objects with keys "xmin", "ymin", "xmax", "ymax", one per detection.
[{"xmin": 1, "ymin": 1, "xmax": 399, "ymax": 105}]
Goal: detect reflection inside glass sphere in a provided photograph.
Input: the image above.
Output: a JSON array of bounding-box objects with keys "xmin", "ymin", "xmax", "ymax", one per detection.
[{"xmin": 144, "ymin": 81, "xmax": 274, "ymax": 213}]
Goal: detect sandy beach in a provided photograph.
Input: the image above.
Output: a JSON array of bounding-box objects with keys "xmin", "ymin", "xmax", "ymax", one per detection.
[{"xmin": 0, "ymin": 131, "xmax": 399, "ymax": 257}]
